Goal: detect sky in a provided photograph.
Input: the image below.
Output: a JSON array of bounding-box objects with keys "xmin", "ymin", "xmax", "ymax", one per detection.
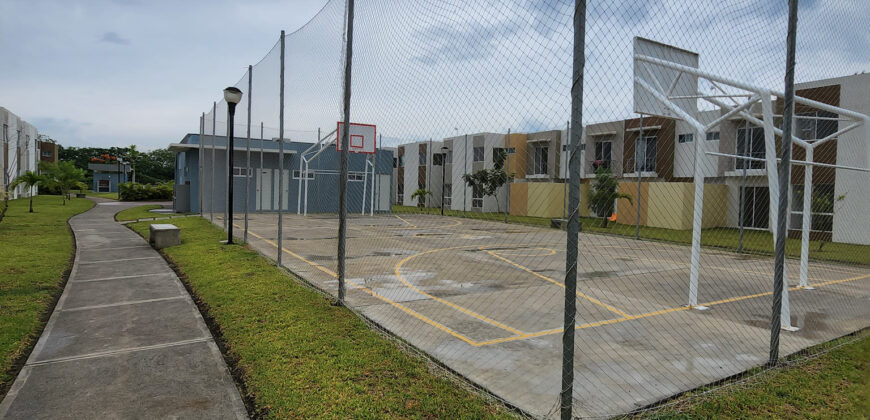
[
  {"xmin": 0, "ymin": 0, "xmax": 327, "ymax": 150},
  {"xmin": 2, "ymin": 0, "xmax": 868, "ymax": 151}
]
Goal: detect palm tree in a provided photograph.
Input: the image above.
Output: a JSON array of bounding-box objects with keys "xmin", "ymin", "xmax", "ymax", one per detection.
[
  {"xmin": 9, "ymin": 171, "xmax": 45, "ymax": 213},
  {"xmin": 587, "ymin": 166, "xmax": 631, "ymax": 228}
]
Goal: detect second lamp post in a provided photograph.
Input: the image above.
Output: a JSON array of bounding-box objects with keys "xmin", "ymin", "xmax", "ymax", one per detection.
[{"xmin": 224, "ymin": 86, "xmax": 243, "ymax": 245}]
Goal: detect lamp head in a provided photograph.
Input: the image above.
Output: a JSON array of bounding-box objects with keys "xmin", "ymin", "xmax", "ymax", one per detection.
[{"xmin": 223, "ymin": 87, "xmax": 243, "ymax": 105}]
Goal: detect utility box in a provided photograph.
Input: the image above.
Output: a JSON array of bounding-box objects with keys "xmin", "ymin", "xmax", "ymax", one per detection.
[{"xmin": 150, "ymin": 224, "xmax": 180, "ymax": 249}]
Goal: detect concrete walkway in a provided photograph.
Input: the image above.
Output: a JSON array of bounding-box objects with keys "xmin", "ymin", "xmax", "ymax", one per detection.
[{"xmin": 0, "ymin": 199, "xmax": 247, "ymax": 419}]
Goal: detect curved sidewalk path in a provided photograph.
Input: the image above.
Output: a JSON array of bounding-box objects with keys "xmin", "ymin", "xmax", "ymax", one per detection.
[{"xmin": 0, "ymin": 199, "xmax": 247, "ymax": 419}]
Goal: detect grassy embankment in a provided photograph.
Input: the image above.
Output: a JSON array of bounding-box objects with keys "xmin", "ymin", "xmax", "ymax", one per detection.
[{"xmin": 0, "ymin": 195, "xmax": 94, "ymax": 395}]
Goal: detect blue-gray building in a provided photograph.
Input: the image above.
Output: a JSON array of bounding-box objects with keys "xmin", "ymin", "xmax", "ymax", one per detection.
[
  {"xmin": 169, "ymin": 134, "xmax": 394, "ymax": 214},
  {"xmin": 88, "ymin": 163, "xmax": 131, "ymax": 193}
]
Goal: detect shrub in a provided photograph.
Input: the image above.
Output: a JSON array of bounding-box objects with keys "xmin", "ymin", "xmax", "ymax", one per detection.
[{"xmin": 119, "ymin": 182, "xmax": 173, "ymax": 201}]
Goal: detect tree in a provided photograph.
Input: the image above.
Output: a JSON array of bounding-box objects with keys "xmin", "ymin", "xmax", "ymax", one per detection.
[
  {"xmin": 587, "ymin": 166, "xmax": 631, "ymax": 228},
  {"xmin": 461, "ymin": 151, "xmax": 513, "ymax": 213},
  {"xmin": 9, "ymin": 171, "xmax": 45, "ymax": 213},
  {"xmin": 124, "ymin": 145, "xmax": 143, "ymax": 183},
  {"xmin": 411, "ymin": 188, "xmax": 431, "ymax": 208},
  {"xmin": 42, "ymin": 161, "xmax": 86, "ymax": 205}
]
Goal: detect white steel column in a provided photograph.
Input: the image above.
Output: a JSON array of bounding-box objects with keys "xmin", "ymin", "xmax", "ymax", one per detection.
[
  {"xmin": 761, "ymin": 93, "xmax": 794, "ymax": 330},
  {"xmin": 799, "ymin": 147, "xmax": 813, "ymax": 289}
]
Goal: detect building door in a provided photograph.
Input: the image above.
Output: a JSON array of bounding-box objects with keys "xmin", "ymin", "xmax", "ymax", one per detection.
[
  {"xmin": 742, "ymin": 186, "xmax": 769, "ymax": 229},
  {"xmin": 98, "ymin": 179, "xmax": 110, "ymax": 192},
  {"xmin": 257, "ymin": 169, "xmax": 272, "ymax": 211}
]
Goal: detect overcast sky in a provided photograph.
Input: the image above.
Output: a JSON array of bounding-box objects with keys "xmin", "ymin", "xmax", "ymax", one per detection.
[
  {"xmin": 0, "ymin": 0, "xmax": 326, "ymax": 150},
  {"xmin": 2, "ymin": 0, "xmax": 868, "ymax": 151}
]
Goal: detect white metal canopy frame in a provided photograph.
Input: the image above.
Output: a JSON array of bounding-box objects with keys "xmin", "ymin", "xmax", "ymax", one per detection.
[
  {"xmin": 296, "ymin": 126, "xmax": 378, "ymax": 216},
  {"xmin": 633, "ymin": 37, "xmax": 870, "ymax": 330}
]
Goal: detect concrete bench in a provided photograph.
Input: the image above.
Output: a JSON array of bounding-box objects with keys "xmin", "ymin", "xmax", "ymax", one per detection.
[{"xmin": 150, "ymin": 224, "xmax": 180, "ymax": 249}]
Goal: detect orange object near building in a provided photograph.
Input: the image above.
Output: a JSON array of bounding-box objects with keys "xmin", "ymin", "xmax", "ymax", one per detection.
[{"xmin": 609, "ymin": 213, "xmax": 617, "ymax": 222}]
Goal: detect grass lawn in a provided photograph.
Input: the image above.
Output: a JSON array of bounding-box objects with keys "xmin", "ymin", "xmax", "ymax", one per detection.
[
  {"xmin": 393, "ymin": 205, "xmax": 870, "ymax": 265},
  {"xmin": 636, "ymin": 330, "xmax": 870, "ymax": 419},
  {"xmin": 0, "ymin": 195, "xmax": 94, "ymax": 395},
  {"xmin": 85, "ymin": 190, "xmax": 118, "ymax": 200},
  {"xmin": 114, "ymin": 204, "xmax": 186, "ymax": 222},
  {"xmin": 127, "ymin": 217, "xmax": 515, "ymax": 419}
]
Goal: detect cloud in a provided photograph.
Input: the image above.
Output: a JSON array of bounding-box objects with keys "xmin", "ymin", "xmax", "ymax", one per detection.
[{"xmin": 99, "ymin": 31, "xmax": 130, "ymax": 45}]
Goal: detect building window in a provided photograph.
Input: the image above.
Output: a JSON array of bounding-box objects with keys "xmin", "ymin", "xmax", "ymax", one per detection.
[
  {"xmin": 445, "ymin": 150, "xmax": 452, "ymax": 164},
  {"xmin": 232, "ymin": 167, "xmax": 250, "ymax": 177},
  {"xmin": 433, "ymin": 153, "xmax": 444, "ymax": 166},
  {"xmin": 736, "ymin": 126, "xmax": 765, "ymax": 170},
  {"xmin": 797, "ymin": 111, "xmax": 838, "ymax": 141},
  {"xmin": 594, "ymin": 141, "xmax": 612, "ymax": 169},
  {"xmin": 397, "ymin": 184, "xmax": 404, "ymax": 203},
  {"xmin": 492, "ymin": 147, "xmax": 505, "ymax": 164},
  {"xmin": 418, "ymin": 148, "xmax": 427, "ymax": 165},
  {"xmin": 472, "ymin": 186, "xmax": 483, "ymax": 209},
  {"xmin": 532, "ymin": 145, "xmax": 549, "ymax": 175},
  {"xmin": 741, "ymin": 186, "xmax": 770, "ymax": 229},
  {"xmin": 443, "ymin": 184, "xmax": 452, "ymax": 207},
  {"xmin": 393, "ymin": 157, "xmax": 397, "ymax": 168},
  {"xmin": 292, "ymin": 170, "xmax": 315, "ymax": 179},
  {"xmin": 678, "ymin": 133, "xmax": 693, "ymax": 143},
  {"xmin": 636, "ymin": 135, "xmax": 657, "ymax": 172},
  {"xmin": 42, "ymin": 150, "xmax": 53, "ymax": 158},
  {"xmin": 473, "ymin": 146, "xmax": 485, "ymax": 162},
  {"xmin": 790, "ymin": 183, "xmax": 835, "ymax": 232},
  {"xmin": 706, "ymin": 131, "xmax": 720, "ymax": 141},
  {"xmin": 348, "ymin": 172, "xmax": 365, "ymax": 182},
  {"xmin": 398, "ymin": 155, "xmax": 405, "ymax": 167}
]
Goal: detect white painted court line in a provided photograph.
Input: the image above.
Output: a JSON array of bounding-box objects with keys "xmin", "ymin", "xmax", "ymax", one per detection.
[
  {"xmin": 72, "ymin": 272, "xmax": 174, "ymax": 283},
  {"xmin": 26, "ymin": 337, "xmax": 212, "ymax": 367},
  {"xmin": 77, "ymin": 256, "xmax": 162, "ymax": 264},
  {"xmin": 61, "ymin": 296, "xmax": 187, "ymax": 312}
]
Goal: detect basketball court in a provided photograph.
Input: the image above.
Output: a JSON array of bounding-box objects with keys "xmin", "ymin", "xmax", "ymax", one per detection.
[{"xmin": 220, "ymin": 211, "xmax": 870, "ymax": 417}]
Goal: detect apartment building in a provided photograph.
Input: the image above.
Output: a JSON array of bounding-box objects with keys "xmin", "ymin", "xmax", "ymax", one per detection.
[{"xmin": 1, "ymin": 106, "xmax": 40, "ymax": 199}]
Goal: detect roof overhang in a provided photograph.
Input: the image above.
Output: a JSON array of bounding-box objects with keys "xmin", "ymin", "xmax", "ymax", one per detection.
[{"xmin": 168, "ymin": 143, "xmax": 298, "ymax": 154}]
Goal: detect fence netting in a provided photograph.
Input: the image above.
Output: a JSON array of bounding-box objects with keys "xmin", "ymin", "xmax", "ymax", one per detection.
[{"xmin": 192, "ymin": 0, "xmax": 870, "ymax": 417}]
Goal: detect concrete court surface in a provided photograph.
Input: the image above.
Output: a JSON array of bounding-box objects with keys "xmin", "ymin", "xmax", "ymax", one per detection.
[
  {"xmin": 221, "ymin": 210, "xmax": 870, "ymax": 418},
  {"xmin": 0, "ymin": 200, "xmax": 247, "ymax": 420}
]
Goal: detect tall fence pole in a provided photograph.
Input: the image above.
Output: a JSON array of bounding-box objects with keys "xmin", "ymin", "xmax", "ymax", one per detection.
[
  {"xmin": 738, "ymin": 120, "xmax": 749, "ymax": 253},
  {"xmin": 635, "ymin": 114, "xmax": 643, "ymax": 240},
  {"xmin": 199, "ymin": 113, "xmax": 204, "ymax": 216},
  {"xmin": 277, "ymin": 30, "xmax": 285, "ymax": 267},
  {"xmin": 211, "ymin": 101, "xmax": 216, "ymax": 223},
  {"xmin": 563, "ymin": 121, "xmax": 569, "ymax": 220},
  {"xmin": 561, "ymin": 1, "xmax": 585, "ymax": 418},
  {"xmin": 260, "ymin": 122, "xmax": 264, "ymax": 212},
  {"xmin": 245, "ymin": 65, "xmax": 252, "ymax": 243},
  {"xmin": 337, "ymin": 0, "xmax": 355, "ymax": 303},
  {"xmin": 770, "ymin": 0, "xmax": 799, "ymax": 366},
  {"xmin": 504, "ymin": 128, "xmax": 510, "ymax": 224}
]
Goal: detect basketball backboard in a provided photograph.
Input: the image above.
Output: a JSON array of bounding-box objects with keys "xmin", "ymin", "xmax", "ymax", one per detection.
[
  {"xmin": 336, "ymin": 122, "xmax": 377, "ymax": 154},
  {"xmin": 633, "ymin": 37, "xmax": 699, "ymax": 119}
]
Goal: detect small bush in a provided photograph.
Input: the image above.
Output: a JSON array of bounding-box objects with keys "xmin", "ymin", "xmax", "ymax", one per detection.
[{"xmin": 119, "ymin": 182, "xmax": 173, "ymax": 201}]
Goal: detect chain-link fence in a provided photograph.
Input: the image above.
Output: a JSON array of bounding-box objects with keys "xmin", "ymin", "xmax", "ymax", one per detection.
[{"xmin": 179, "ymin": 0, "xmax": 870, "ymax": 417}]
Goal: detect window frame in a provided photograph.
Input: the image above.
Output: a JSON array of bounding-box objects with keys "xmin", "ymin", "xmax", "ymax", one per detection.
[{"xmin": 472, "ymin": 146, "xmax": 485, "ymax": 163}]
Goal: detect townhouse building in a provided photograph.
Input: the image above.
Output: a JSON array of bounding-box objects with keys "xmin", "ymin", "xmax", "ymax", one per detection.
[{"xmin": 1, "ymin": 106, "xmax": 41, "ymax": 200}]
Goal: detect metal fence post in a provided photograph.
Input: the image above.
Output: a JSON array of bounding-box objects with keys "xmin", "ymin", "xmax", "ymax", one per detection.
[
  {"xmin": 636, "ymin": 114, "xmax": 643, "ymax": 240},
  {"xmin": 738, "ymin": 120, "xmax": 749, "ymax": 253},
  {"xmin": 211, "ymin": 101, "xmax": 216, "ymax": 223},
  {"xmin": 278, "ymin": 30, "xmax": 285, "ymax": 267},
  {"xmin": 199, "ymin": 113, "xmax": 204, "ymax": 216},
  {"xmin": 245, "ymin": 65, "xmax": 252, "ymax": 243},
  {"xmin": 562, "ymin": 1, "xmax": 585, "ymax": 418},
  {"xmin": 770, "ymin": 0, "xmax": 799, "ymax": 366},
  {"xmin": 337, "ymin": 0, "xmax": 355, "ymax": 303}
]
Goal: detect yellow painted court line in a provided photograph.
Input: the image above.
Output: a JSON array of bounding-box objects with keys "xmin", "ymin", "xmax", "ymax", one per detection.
[
  {"xmin": 240, "ymin": 225, "xmax": 486, "ymax": 346},
  {"xmin": 395, "ymin": 247, "xmax": 529, "ymax": 336},
  {"xmin": 482, "ymin": 248, "xmax": 632, "ymax": 318},
  {"xmin": 492, "ymin": 247, "xmax": 557, "ymax": 257},
  {"xmin": 474, "ymin": 271, "xmax": 870, "ymax": 346},
  {"xmin": 394, "ymin": 215, "xmax": 417, "ymax": 228}
]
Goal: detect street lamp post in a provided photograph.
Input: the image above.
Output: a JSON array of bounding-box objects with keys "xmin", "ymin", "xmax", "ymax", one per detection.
[
  {"xmin": 440, "ymin": 146, "xmax": 448, "ymax": 216},
  {"xmin": 224, "ymin": 87, "xmax": 243, "ymax": 245}
]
